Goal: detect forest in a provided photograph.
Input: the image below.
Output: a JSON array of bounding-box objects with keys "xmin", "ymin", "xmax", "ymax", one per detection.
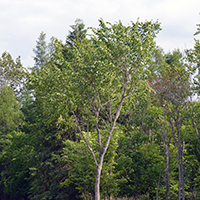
[{"xmin": 0, "ymin": 18, "xmax": 200, "ymax": 200}]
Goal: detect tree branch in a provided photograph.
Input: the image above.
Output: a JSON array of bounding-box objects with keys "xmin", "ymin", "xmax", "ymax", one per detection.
[
  {"xmin": 101, "ymin": 80, "xmax": 128, "ymax": 158},
  {"xmin": 186, "ymin": 102, "xmax": 200, "ymax": 141},
  {"xmin": 72, "ymin": 111, "xmax": 98, "ymax": 167}
]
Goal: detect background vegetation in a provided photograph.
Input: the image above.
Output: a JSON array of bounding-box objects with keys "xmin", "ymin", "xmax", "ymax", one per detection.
[{"xmin": 1, "ymin": 18, "xmax": 200, "ymax": 200}]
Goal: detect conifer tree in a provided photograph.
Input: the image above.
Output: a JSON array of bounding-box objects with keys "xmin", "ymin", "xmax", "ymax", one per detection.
[
  {"xmin": 66, "ymin": 18, "xmax": 87, "ymax": 46},
  {"xmin": 33, "ymin": 32, "xmax": 48, "ymax": 70}
]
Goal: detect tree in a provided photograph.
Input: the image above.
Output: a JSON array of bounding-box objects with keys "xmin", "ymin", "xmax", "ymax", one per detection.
[
  {"xmin": 62, "ymin": 130, "xmax": 119, "ymax": 199},
  {"xmin": 186, "ymin": 24, "xmax": 200, "ymax": 141},
  {"xmin": 147, "ymin": 48, "xmax": 172, "ymax": 199},
  {"xmin": 33, "ymin": 32, "xmax": 48, "ymax": 70},
  {"xmin": 115, "ymin": 127, "xmax": 165, "ymax": 199},
  {"xmin": 149, "ymin": 50, "xmax": 191, "ymax": 200},
  {"xmin": 183, "ymin": 103, "xmax": 200, "ymax": 199},
  {"xmin": 66, "ymin": 18, "xmax": 87, "ymax": 46},
  {"xmin": 0, "ymin": 131, "xmax": 34, "ymax": 199},
  {"xmin": 26, "ymin": 33, "xmax": 80, "ymax": 200},
  {"xmin": 0, "ymin": 52, "xmax": 25, "ymax": 94},
  {"xmin": 0, "ymin": 51, "xmax": 25, "ymax": 199},
  {"xmin": 72, "ymin": 19, "xmax": 161, "ymax": 199},
  {"xmin": 29, "ymin": 19, "xmax": 161, "ymax": 199},
  {"xmin": 0, "ymin": 85, "xmax": 25, "ymax": 199},
  {"xmin": 0, "ymin": 85, "xmax": 23, "ymax": 135}
]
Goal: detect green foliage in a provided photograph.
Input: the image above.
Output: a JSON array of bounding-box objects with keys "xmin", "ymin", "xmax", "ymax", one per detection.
[
  {"xmin": 28, "ymin": 19, "xmax": 161, "ymax": 200},
  {"xmin": 3, "ymin": 18, "xmax": 200, "ymax": 200},
  {"xmin": 66, "ymin": 18, "xmax": 87, "ymax": 46},
  {"xmin": 0, "ymin": 52, "xmax": 25, "ymax": 94},
  {"xmin": 28, "ymin": 151, "xmax": 79, "ymax": 200},
  {"xmin": 33, "ymin": 31, "xmax": 48, "ymax": 70},
  {"xmin": 0, "ymin": 131, "xmax": 34, "ymax": 197},
  {"xmin": 62, "ymin": 130, "xmax": 120, "ymax": 199},
  {"xmin": 115, "ymin": 130, "xmax": 165, "ymax": 198},
  {"xmin": 0, "ymin": 85, "xmax": 23, "ymax": 134},
  {"xmin": 0, "ymin": 54, "xmax": 26, "ymax": 199}
]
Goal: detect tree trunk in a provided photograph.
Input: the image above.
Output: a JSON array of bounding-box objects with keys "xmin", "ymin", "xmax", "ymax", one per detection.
[
  {"xmin": 160, "ymin": 125, "xmax": 170, "ymax": 200},
  {"xmin": 178, "ymin": 158, "xmax": 181, "ymax": 200},
  {"xmin": 170, "ymin": 113, "xmax": 185, "ymax": 200},
  {"xmin": 165, "ymin": 142, "xmax": 170, "ymax": 200},
  {"xmin": 95, "ymin": 163, "xmax": 103, "ymax": 200},
  {"xmin": 156, "ymin": 171, "xmax": 162, "ymax": 200},
  {"xmin": 180, "ymin": 149, "xmax": 185, "ymax": 200},
  {"xmin": 177, "ymin": 145, "xmax": 185, "ymax": 200}
]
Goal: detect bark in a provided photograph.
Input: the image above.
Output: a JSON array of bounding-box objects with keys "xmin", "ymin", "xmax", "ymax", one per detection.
[
  {"xmin": 180, "ymin": 149, "xmax": 185, "ymax": 200},
  {"xmin": 177, "ymin": 147, "xmax": 185, "ymax": 200},
  {"xmin": 156, "ymin": 171, "xmax": 162, "ymax": 200},
  {"xmin": 95, "ymin": 163, "xmax": 103, "ymax": 200},
  {"xmin": 164, "ymin": 141, "xmax": 170, "ymax": 200},
  {"xmin": 178, "ymin": 157, "xmax": 181, "ymax": 200},
  {"xmin": 170, "ymin": 116, "xmax": 185, "ymax": 200},
  {"xmin": 94, "ymin": 94, "xmax": 126, "ymax": 200},
  {"xmin": 159, "ymin": 122, "xmax": 170, "ymax": 199}
]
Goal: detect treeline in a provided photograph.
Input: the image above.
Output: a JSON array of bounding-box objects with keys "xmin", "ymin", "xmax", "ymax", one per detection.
[{"xmin": 0, "ymin": 19, "xmax": 200, "ymax": 200}]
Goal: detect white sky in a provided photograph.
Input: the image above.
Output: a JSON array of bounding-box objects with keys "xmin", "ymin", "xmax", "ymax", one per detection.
[{"xmin": 0, "ymin": 0, "xmax": 200, "ymax": 67}]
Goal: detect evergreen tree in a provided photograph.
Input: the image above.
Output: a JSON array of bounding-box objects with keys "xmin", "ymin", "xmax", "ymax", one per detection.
[
  {"xmin": 33, "ymin": 32, "xmax": 48, "ymax": 70},
  {"xmin": 66, "ymin": 18, "xmax": 87, "ymax": 46}
]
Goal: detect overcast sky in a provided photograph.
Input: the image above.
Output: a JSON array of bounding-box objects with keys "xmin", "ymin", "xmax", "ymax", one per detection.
[{"xmin": 0, "ymin": 0, "xmax": 200, "ymax": 67}]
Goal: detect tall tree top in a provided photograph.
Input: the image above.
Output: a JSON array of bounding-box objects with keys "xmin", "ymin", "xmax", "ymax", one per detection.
[
  {"xmin": 0, "ymin": 52, "xmax": 25, "ymax": 94},
  {"xmin": 66, "ymin": 19, "xmax": 87, "ymax": 46},
  {"xmin": 33, "ymin": 31, "xmax": 48, "ymax": 70}
]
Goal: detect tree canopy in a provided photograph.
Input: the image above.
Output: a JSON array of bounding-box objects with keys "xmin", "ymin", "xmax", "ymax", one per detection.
[{"xmin": 1, "ymin": 18, "xmax": 200, "ymax": 200}]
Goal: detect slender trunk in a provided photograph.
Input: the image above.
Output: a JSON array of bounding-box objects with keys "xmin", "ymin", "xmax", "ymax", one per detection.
[
  {"xmin": 95, "ymin": 163, "xmax": 103, "ymax": 200},
  {"xmin": 93, "ymin": 90, "xmax": 126, "ymax": 200},
  {"xmin": 177, "ymin": 145, "xmax": 185, "ymax": 200},
  {"xmin": 156, "ymin": 171, "xmax": 162, "ymax": 200},
  {"xmin": 176, "ymin": 142, "xmax": 184, "ymax": 200},
  {"xmin": 178, "ymin": 157, "xmax": 181, "ymax": 200},
  {"xmin": 165, "ymin": 142, "xmax": 170, "ymax": 200},
  {"xmin": 180, "ymin": 149, "xmax": 185, "ymax": 200},
  {"xmin": 170, "ymin": 112, "xmax": 185, "ymax": 200},
  {"xmin": 177, "ymin": 121, "xmax": 185, "ymax": 200},
  {"xmin": 160, "ymin": 125, "xmax": 170, "ymax": 199}
]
